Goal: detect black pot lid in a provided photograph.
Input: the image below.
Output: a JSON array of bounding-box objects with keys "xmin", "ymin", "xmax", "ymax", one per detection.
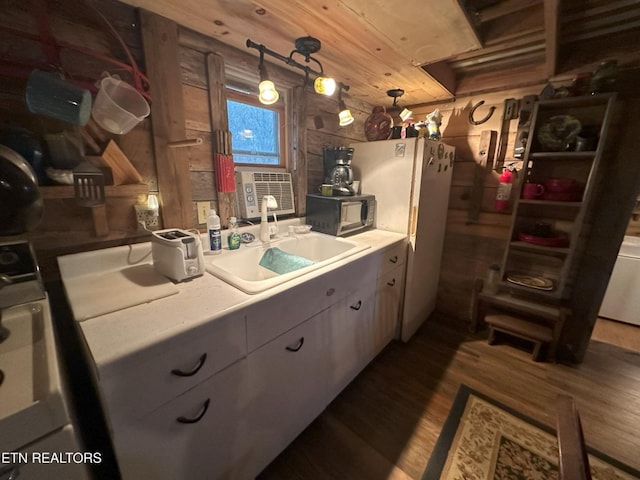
[{"xmin": 0, "ymin": 144, "xmax": 43, "ymax": 235}]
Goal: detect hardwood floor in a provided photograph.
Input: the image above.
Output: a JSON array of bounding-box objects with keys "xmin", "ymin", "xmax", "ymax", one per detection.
[
  {"xmin": 258, "ymin": 313, "xmax": 640, "ymax": 479},
  {"xmin": 592, "ymin": 317, "xmax": 640, "ymax": 351}
]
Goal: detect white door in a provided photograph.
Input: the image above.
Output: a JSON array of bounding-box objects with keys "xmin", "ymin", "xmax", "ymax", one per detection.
[
  {"xmin": 246, "ymin": 313, "xmax": 329, "ymax": 475},
  {"xmin": 327, "ymin": 280, "xmax": 377, "ymax": 402}
]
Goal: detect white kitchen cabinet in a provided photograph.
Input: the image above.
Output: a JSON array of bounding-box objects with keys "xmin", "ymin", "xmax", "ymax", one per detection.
[
  {"xmin": 114, "ymin": 358, "xmax": 251, "ymax": 480},
  {"xmin": 60, "ymin": 229, "xmax": 408, "ymax": 479},
  {"xmin": 244, "ymin": 253, "xmax": 377, "ymax": 353},
  {"xmin": 327, "ymin": 278, "xmax": 377, "ymax": 402},
  {"xmin": 100, "ymin": 311, "xmax": 246, "ymax": 428},
  {"xmin": 245, "ymin": 313, "xmax": 329, "ymax": 477},
  {"xmin": 375, "ymin": 262, "xmax": 406, "ymax": 354}
]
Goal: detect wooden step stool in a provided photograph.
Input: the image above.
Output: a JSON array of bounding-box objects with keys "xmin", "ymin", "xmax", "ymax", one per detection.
[{"xmin": 485, "ymin": 313, "xmax": 554, "ymax": 361}]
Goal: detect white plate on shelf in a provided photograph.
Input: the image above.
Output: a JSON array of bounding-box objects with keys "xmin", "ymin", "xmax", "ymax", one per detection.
[{"xmin": 506, "ymin": 273, "xmax": 554, "ymax": 291}]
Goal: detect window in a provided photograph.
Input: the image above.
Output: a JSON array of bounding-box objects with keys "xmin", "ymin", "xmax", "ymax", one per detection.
[{"xmin": 226, "ymin": 89, "xmax": 285, "ymax": 167}]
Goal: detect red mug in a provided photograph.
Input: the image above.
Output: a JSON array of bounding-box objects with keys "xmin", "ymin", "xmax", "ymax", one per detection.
[{"xmin": 522, "ymin": 183, "xmax": 545, "ymax": 199}]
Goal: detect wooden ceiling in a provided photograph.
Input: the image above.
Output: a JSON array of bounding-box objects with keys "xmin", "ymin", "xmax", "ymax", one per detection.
[{"xmin": 119, "ymin": 0, "xmax": 640, "ymax": 106}]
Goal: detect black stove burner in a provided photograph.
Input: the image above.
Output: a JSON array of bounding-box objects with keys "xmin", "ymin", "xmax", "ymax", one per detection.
[{"xmin": 0, "ymin": 241, "xmax": 37, "ymax": 278}]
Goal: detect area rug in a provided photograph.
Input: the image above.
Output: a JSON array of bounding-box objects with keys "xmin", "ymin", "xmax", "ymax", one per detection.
[{"xmin": 423, "ymin": 385, "xmax": 640, "ymax": 480}]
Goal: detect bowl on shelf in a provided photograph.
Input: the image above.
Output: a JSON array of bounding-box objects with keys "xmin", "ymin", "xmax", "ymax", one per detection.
[
  {"xmin": 544, "ymin": 177, "xmax": 577, "ymax": 193},
  {"xmin": 518, "ymin": 231, "xmax": 570, "ymax": 247}
]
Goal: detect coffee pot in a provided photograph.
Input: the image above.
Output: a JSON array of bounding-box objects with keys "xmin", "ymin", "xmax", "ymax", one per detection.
[
  {"xmin": 323, "ymin": 146, "xmax": 355, "ymax": 196},
  {"xmin": 330, "ymin": 159, "xmax": 355, "ymax": 195}
]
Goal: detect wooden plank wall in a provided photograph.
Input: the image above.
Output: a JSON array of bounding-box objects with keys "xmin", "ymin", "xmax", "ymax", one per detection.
[
  {"xmin": 177, "ymin": 28, "xmax": 371, "ymax": 224},
  {"xmin": 411, "ymin": 87, "xmax": 544, "ymax": 320},
  {"xmin": 0, "ymin": 0, "xmax": 156, "ymax": 277}
]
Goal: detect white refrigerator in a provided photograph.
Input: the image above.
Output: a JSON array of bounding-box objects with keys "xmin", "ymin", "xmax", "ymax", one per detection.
[{"xmin": 350, "ymin": 138, "xmax": 455, "ymax": 341}]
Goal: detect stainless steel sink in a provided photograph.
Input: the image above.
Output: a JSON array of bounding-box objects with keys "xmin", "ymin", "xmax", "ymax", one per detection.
[{"xmin": 206, "ymin": 231, "xmax": 369, "ymax": 293}]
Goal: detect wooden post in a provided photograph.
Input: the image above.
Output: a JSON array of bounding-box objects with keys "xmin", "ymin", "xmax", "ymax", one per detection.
[
  {"xmin": 290, "ymin": 86, "xmax": 307, "ymax": 215},
  {"xmin": 206, "ymin": 52, "xmax": 236, "ymax": 228},
  {"xmin": 140, "ymin": 11, "xmax": 193, "ymax": 228}
]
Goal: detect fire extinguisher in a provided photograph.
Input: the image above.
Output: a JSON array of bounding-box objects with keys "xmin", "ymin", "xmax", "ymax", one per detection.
[{"xmin": 495, "ymin": 163, "xmax": 517, "ymax": 211}]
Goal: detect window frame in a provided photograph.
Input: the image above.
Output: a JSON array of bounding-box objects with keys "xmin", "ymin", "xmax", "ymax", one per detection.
[{"xmin": 226, "ymin": 87, "xmax": 286, "ymax": 168}]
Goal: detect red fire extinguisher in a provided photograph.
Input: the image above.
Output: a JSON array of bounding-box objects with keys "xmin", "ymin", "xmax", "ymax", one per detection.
[{"xmin": 495, "ymin": 164, "xmax": 517, "ymax": 211}]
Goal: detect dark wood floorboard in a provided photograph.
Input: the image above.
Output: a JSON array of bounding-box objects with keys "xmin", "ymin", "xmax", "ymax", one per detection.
[{"xmin": 258, "ymin": 313, "xmax": 640, "ymax": 479}]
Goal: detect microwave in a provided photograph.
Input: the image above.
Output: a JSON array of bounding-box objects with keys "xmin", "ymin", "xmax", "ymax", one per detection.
[{"xmin": 305, "ymin": 194, "xmax": 375, "ymax": 236}]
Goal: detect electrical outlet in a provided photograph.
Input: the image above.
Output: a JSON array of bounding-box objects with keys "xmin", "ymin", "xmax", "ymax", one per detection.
[
  {"xmin": 135, "ymin": 205, "xmax": 159, "ymax": 231},
  {"xmin": 197, "ymin": 202, "xmax": 210, "ymax": 224}
]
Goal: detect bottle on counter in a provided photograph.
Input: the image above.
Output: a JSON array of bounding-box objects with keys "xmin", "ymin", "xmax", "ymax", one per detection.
[
  {"xmin": 207, "ymin": 209, "xmax": 222, "ymax": 254},
  {"xmin": 227, "ymin": 216, "xmax": 241, "ymax": 250}
]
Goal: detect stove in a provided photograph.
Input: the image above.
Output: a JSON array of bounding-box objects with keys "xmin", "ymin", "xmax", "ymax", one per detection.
[{"xmin": 0, "ymin": 241, "xmax": 45, "ymax": 309}]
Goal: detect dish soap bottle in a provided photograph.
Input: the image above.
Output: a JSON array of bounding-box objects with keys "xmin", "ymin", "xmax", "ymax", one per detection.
[
  {"xmin": 227, "ymin": 216, "xmax": 241, "ymax": 250},
  {"xmin": 207, "ymin": 209, "xmax": 222, "ymax": 254}
]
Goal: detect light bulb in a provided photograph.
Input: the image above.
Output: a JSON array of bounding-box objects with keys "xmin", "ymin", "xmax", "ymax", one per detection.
[
  {"xmin": 258, "ymin": 80, "xmax": 279, "ymax": 105},
  {"xmin": 339, "ymin": 108, "xmax": 354, "ymax": 126},
  {"xmin": 400, "ymin": 108, "xmax": 413, "ymax": 122},
  {"xmin": 314, "ymin": 77, "xmax": 336, "ymax": 96},
  {"xmin": 147, "ymin": 194, "xmax": 159, "ymax": 211}
]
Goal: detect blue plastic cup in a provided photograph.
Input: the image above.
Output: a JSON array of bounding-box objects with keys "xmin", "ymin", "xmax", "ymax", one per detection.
[{"xmin": 25, "ymin": 70, "xmax": 92, "ymax": 125}]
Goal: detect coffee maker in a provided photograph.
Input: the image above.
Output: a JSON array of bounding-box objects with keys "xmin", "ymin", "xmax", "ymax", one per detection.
[{"xmin": 323, "ymin": 146, "xmax": 355, "ymax": 196}]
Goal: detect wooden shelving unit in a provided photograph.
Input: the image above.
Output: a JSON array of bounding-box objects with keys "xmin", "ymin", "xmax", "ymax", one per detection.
[
  {"xmin": 500, "ymin": 93, "xmax": 617, "ymax": 301},
  {"xmin": 477, "ymin": 93, "xmax": 617, "ymax": 361}
]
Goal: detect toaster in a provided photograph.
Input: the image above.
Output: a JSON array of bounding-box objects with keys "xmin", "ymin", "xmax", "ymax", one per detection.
[{"xmin": 151, "ymin": 229, "xmax": 205, "ymax": 282}]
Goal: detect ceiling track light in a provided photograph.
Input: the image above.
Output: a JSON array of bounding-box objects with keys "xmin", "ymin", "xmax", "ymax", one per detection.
[
  {"xmin": 258, "ymin": 50, "xmax": 279, "ymax": 105},
  {"xmin": 246, "ymin": 37, "xmax": 346, "ymax": 98},
  {"xmin": 338, "ymin": 83, "xmax": 354, "ymax": 127},
  {"xmin": 386, "ymin": 88, "xmax": 413, "ymax": 123}
]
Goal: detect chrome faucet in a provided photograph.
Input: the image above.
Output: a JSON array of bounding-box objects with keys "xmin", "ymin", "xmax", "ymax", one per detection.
[{"xmin": 259, "ymin": 195, "xmax": 279, "ymax": 243}]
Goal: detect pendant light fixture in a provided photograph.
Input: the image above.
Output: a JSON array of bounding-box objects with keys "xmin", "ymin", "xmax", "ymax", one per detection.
[
  {"xmin": 387, "ymin": 89, "xmax": 413, "ymax": 123},
  {"xmin": 258, "ymin": 51, "xmax": 279, "ymax": 105},
  {"xmin": 247, "ymin": 37, "xmax": 350, "ymax": 124},
  {"xmin": 338, "ymin": 83, "xmax": 354, "ymax": 127}
]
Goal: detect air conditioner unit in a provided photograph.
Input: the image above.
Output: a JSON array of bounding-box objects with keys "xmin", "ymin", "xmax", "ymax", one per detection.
[{"xmin": 235, "ymin": 171, "xmax": 296, "ymax": 219}]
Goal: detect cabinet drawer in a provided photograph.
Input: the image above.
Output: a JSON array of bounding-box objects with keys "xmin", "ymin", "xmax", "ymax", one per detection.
[
  {"xmin": 245, "ymin": 254, "xmax": 377, "ymax": 352},
  {"xmin": 114, "ymin": 359, "xmax": 251, "ymax": 480},
  {"xmin": 101, "ymin": 312, "xmax": 246, "ymax": 426},
  {"xmin": 377, "ymin": 241, "xmax": 407, "ymax": 278}
]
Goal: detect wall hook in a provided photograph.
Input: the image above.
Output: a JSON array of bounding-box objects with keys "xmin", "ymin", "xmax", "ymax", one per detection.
[{"xmin": 469, "ymin": 100, "xmax": 496, "ymax": 125}]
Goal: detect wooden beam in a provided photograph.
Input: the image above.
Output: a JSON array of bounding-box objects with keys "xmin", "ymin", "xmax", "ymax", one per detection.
[
  {"xmin": 206, "ymin": 52, "xmax": 235, "ymax": 227},
  {"xmin": 544, "ymin": 0, "xmax": 561, "ymax": 77},
  {"xmin": 477, "ymin": 0, "xmax": 542, "ymax": 23},
  {"xmin": 140, "ymin": 10, "xmax": 193, "ymax": 228}
]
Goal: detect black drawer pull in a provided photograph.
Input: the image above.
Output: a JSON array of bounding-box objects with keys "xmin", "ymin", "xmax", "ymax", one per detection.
[
  {"xmin": 171, "ymin": 353, "xmax": 207, "ymax": 377},
  {"xmin": 177, "ymin": 398, "xmax": 210, "ymax": 424},
  {"xmin": 350, "ymin": 300, "xmax": 362, "ymax": 311},
  {"xmin": 387, "ymin": 278, "xmax": 396, "ymax": 287},
  {"xmin": 285, "ymin": 337, "xmax": 305, "ymax": 352},
  {"xmin": 389, "ymin": 255, "xmax": 398, "ymax": 264}
]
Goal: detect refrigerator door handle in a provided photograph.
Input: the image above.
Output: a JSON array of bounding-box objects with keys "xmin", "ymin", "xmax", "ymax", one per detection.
[{"xmin": 410, "ymin": 205, "xmax": 418, "ymax": 236}]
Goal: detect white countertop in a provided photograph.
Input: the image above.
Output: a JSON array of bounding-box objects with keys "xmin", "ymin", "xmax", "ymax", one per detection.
[{"xmin": 58, "ymin": 227, "xmax": 406, "ymax": 380}]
